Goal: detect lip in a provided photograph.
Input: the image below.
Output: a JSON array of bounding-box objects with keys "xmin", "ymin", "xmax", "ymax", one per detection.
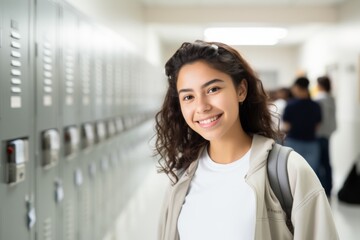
[{"xmin": 196, "ymin": 114, "xmax": 223, "ymax": 128}]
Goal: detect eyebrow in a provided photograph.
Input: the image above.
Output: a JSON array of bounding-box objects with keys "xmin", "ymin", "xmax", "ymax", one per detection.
[{"xmin": 178, "ymin": 79, "xmax": 224, "ymax": 94}]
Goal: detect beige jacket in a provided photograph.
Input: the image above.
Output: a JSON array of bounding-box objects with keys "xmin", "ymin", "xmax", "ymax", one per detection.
[{"xmin": 159, "ymin": 134, "xmax": 339, "ymax": 240}]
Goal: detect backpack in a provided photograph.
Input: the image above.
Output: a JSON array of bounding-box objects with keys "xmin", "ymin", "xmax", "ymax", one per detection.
[
  {"xmin": 267, "ymin": 143, "xmax": 294, "ymax": 234},
  {"xmin": 337, "ymin": 155, "xmax": 360, "ymax": 204}
]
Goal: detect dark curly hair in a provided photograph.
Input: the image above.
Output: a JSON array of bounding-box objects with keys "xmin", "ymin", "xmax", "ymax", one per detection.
[{"xmin": 155, "ymin": 40, "xmax": 281, "ymax": 184}]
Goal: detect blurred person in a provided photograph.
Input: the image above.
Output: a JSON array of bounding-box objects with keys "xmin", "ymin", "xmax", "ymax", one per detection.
[
  {"xmin": 270, "ymin": 87, "xmax": 293, "ymax": 133},
  {"xmin": 155, "ymin": 41, "xmax": 338, "ymax": 240},
  {"xmin": 283, "ymin": 77, "xmax": 322, "ymax": 173},
  {"xmin": 315, "ymin": 76, "xmax": 337, "ymax": 197}
]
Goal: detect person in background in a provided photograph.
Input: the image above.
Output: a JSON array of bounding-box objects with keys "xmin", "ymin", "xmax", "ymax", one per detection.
[
  {"xmin": 283, "ymin": 77, "xmax": 322, "ymax": 173},
  {"xmin": 269, "ymin": 87, "xmax": 293, "ymax": 134},
  {"xmin": 315, "ymin": 76, "xmax": 337, "ymax": 197},
  {"xmin": 155, "ymin": 41, "xmax": 338, "ymax": 240}
]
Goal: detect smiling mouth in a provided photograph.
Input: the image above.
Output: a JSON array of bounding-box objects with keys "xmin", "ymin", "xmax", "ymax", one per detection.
[{"xmin": 197, "ymin": 114, "xmax": 222, "ymax": 127}]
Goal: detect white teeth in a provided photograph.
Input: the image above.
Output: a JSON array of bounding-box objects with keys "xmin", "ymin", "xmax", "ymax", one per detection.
[{"xmin": 199, "ymin": 115, "xmax": 219, "ymax": 124}]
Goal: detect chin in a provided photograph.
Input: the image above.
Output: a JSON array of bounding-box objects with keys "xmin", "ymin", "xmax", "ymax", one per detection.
[{"xmin": 197, "ymin": 132, "xmax": 219, "ymax": 142}]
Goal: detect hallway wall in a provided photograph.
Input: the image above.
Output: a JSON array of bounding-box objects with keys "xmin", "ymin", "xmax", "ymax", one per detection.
[
  {"xmin": 298, "ymin": 0, "xmax": 360, "ymax": 190},
  {"xmin": 66, "ymin": 0, "xmax": 145, "ymax": 52}
]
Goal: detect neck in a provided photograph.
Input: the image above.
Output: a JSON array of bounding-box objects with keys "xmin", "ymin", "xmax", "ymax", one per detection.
[
  {"xmin": 297, "ymin": 90, "xmax": 309, "ymax": 99},
  {"xmin": 208, "ymin": 128, "xmax": 252, "ymax": 164}
]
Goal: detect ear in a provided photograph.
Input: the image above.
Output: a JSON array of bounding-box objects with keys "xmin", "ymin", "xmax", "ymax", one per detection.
[{"xmin": 237, "ymin": 79, "xmax": 248, "ymax": 102}]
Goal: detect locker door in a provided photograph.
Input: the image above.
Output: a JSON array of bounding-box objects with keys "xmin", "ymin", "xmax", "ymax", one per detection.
[
  {"xmin": 0, "ymin": 0, "xmax": 34, "ymax": 240},
  {"xmin": 104, "ymin": 36, "xmax": 114, "ymax": 119},
  {"xmin": 78, "ymin": 21, "xmax": 95, "ymax": 240},
  {"xmin": 58, "ymin": 6, "xmax": 80, "ymax": 240},
  {"xmin": 93, "ymin": 29, "xmax": 105, "ymax": 121},
  {"xmin": 78, "ymin": 20, "xmax": 94, "ymax": 122},
  {"xmin": 78, "ymin": 122, "xmax": 96, "ymax": 240},
  {"xmin": 60, "ymin": 6, "xmax": 79, "ymax": 126},
  {"xmin": 34, "ymin": 0, "xmax": 60, "ymax": 240},
  {"xmin": 114, "ymin": 46, "xmax": 123, "ymax": 117}
]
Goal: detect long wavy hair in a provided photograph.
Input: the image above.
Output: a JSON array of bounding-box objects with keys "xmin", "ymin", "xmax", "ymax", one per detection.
[{"xmin": 155, "ymin": 40, "xmax": 281, "ymax": 184}]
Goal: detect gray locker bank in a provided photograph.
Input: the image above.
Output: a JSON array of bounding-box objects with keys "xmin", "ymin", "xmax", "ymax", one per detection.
[{"xmin": 0, "ymin": 0, "xmax": 160, "ymax": 239}]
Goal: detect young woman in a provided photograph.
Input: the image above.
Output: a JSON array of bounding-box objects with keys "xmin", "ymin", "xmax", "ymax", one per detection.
[{"xmin": 155, "ymin": 40, "xmax": 338, "ymax": 240}]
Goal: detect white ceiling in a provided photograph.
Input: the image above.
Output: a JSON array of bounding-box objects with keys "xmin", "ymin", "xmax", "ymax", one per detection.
[
  {"xmin": 140, "ymin": 0, "xmax": 350, "ymax": 47},
  {"xmin": 140, "ymin": 0, "xmax": 347, "ymax": 7}
]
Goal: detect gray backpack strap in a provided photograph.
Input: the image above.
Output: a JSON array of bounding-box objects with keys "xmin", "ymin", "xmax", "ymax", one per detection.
[{"xmin": 267, "ymin": 143, "xmax": 294, "ymax": 234}]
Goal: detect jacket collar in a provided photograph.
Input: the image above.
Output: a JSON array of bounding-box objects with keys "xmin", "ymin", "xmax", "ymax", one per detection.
[{"xmin": 247, "ymin": 134, "xmax": 274, "ymax": 176}]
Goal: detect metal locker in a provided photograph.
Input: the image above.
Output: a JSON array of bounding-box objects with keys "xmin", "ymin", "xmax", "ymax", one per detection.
[
  {"xmin": 90, "ymin": 118, "xmax": 109, "ymax": 239},
  {"xmin": 60, "ymin": 6, "xmax": 79, "ymax": 126},
  {"xmin": 78, "ymin": 21, "xmax": 94, "ymax": 123},
  {"xmin": 60, "ymin": 123, "xmax": 80, "ymax": 240},
  {"xmin": 77, "ymin": 155, "xmax": 95, "ymax": 240},
  {"xmin": 113, "ymin": 46, "xmax": 122, "ymax": 118},
  {"xmin": 100, "ymin": 153, "xmax": 112, "ymax": 236},
  {"xmin": 58, "ymin": 4, "xmax": 81, "ymax": 240},
  {"xmin": 91, "ymin": 148, "xmax": 105, "ymax": 240},
  {"xmin": 34, "ymin": 0, "xmax": 60, "ymax": 239},
  {"xmin": 104, "ymin": 36, "xmax": 115, "ymax": 119},
  {"xmin": 93, "ymin": 31, "xmax": 105, "ymax": 121},
  {"xmin": 78, "ymin": 122, "xmax": 96, "ymax": 240},
  {"xmin": 78, "ymin": 20, "xmax": 96, "ymax": 238},
  {"xmin": 0, "ymin": 0, "xmax": 35, "ymax": 240}
]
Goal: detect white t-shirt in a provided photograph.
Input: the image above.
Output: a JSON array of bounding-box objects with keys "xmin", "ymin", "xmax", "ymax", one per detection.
[{"xmin": 178, "ymin": 148, "xmax": 256, "ymax": 240}]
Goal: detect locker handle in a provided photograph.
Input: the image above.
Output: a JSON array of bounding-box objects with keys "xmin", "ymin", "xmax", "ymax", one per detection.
[
  {"xmin": 25, "ymin": 195, "xmax": 36, "ymax": 229},
  {"xmin": 54, "ymin": 179, "xmax": 64, "ymax": 203}
]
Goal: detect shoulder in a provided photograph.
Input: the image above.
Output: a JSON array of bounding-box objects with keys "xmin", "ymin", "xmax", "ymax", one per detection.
[
  {"xmin": 285, "ymin": 99, "xmax": 298, "ymax": 107},
  {"xmin": 287, "ymin": 151, "xmax": 323, "ymax": 196}
]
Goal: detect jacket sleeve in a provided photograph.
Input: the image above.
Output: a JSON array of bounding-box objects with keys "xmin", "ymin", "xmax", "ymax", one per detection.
[
  {"xmin": 158, "ymin": 183, "xmax": 172, "ymax": 240},
  {"xmin": 287, "ymin": 151, "xmax": 339, "ymax": 240}
]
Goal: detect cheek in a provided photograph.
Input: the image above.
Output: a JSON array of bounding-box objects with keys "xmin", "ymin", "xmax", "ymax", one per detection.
[
  {"xmin": 218, "ymin": 95, "xmax": 238, "ymax": 109},
  {"xmin": 223, "ymin": 96, "xmax": 240, "ymax": 115}
]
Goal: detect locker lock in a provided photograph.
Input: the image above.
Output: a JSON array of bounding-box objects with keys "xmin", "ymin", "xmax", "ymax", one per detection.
[
  {"xmin": 64, "ymin": 126, "xmax": 79, "ymax": 158},
  {"xmin": 81, "ymin": 123, "xmax": 95, "ymax": 149},
  {"xmin": 115, "ymin": 117, "xmax": 125, "ymax": 133},
  {"xmin": 6, "ymin": 139, "xmax": 29, "ymax": 185},
  {"xmin": 42, "ymin": 129, "xmax": 60, "ymax": 169},
  {"xmin": 107, "ymin": 120, "xmax": 116, "ymax": 138},
  {"xmin": 95, "ymin": 121, "xmax": 107, "ymax": 143}
]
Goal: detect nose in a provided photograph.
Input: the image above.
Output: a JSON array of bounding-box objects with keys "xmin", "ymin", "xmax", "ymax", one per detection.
[{"xmin": 196, "ymin": 96, "xmax": 211, "ymax": 113}]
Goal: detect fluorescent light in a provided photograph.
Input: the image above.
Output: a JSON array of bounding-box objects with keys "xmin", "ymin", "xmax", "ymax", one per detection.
[{"xmin": 204, "ymin": 27, "xmax": 288, "ymax": 46}]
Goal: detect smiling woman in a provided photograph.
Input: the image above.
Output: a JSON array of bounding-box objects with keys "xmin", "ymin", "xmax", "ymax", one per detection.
[
  {"xmin": 177, "ymin": 61, "xmax": 247, "ymax": 145},
  {"xmin": 154, "ymin": 40, "xmax": 339, "ymax": 240}
]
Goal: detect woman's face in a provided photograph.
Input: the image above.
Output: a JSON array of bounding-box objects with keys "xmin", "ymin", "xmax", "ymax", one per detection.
[{"xmin": 177, "ymin": 60, "xmax": 247, "ymax": 142}]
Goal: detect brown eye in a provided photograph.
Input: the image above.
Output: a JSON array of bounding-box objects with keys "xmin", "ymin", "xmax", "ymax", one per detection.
[
  {"xmin": 208, "ymin": 87, "xmax": 220, "ymax": 93},
  {"xmin": 183, "ymin": 95, "xmax": 194, "ymax": 101}
]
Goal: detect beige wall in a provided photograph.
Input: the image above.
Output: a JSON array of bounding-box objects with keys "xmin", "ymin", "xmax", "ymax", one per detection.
[
  {"xmin": 298, "ymin": 0, "xmax": 360, "ymax": 189},
  {"xmin": 65, "ymin": 0, "xmax": 145, "ymax": 51}
]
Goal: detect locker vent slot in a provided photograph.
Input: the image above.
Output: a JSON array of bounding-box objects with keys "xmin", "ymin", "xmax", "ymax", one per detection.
[
  {"xmin": 9, "ymin": 20, "xmax": 22, "ymax": 108},
  {"xmin": 95, "ymin": 58, "xmax": 103, "ymax": 106},
  {"xmin": 65, "ymin": 200, "xmax": 75, "ymax": 240},
  {"xmin": 115, "ymin": 67, "xmax": 121, "ymax": 105},
  {"xmin": 43, "ymin": 217, "xmax": 53, "ymax": 240},
  {"xmin": 81, "ymin": 187, "xmax": 91, "ymax": 235},
  {"xmin": 65, "ymin": 47, "xmax": 75, "ymax": 106},
  {"xmin": 80, "ymin": 52, "xmax": 91, "ymax": 106},
  {"xmin": 106, "ymin": 63, "xmax": 113, "ymax": 106},
  {"xmin": 42, "ymin": 37, "xmax": 54, "ymax": 106}
]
